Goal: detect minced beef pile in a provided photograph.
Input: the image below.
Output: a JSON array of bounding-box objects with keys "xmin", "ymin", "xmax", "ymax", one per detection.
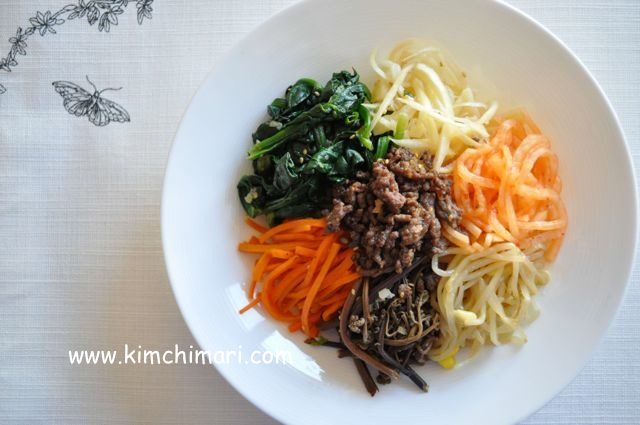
[{"xmin": 326, "ymin": 147, "xmax": 461, "ymax": 276}]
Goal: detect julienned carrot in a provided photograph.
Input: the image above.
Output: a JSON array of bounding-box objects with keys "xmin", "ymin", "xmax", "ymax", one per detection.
[
  {"xmin": 272, "ymin": 266, "xmax": 307, "ymax": 303},
  {"xmin": 317, "ymin": 273, "xmax": 361, "ymax": 301},
  {"xmin": 322, "ymin": 299, "xmax": 346, "ymax": 322},
  {"xmin": 238, "ymin": 297, "xmax": 260, "ymax": 314},
  {"xmin": 238, "ymin": 217, "xmax": 360, "ymax": 336},
  {"xmin": 294, "ymin": 246, "xmax": 317, "ymax": 257},
  {"xmin": 257, "ymin": 218, "xmax": 325, "ymax": 243},
  {"xmin": 245, "ymin": 217, "xmax": 268, "ymax": 233},
  {"xmin": 249, "ymin": 253, "xmax": 271, "ymax": 299},
  {"xmin": 318, "ymin": 286, "xmax": 351, "ymax": 307},
  {"xmin": 288, "ymin": 321, "xmax": 302, "ymax": 333},
  {"xmin": 238, "ymin": 242, "xmax": 319, "ymax": 253},
  {"xmin": 301, "ymin": 233, "xmax": 334, "ymax": 291},
  {"xmin": 287, "ymin": 267, "xmax": 354, "ymax": 300},
  {"xmin": 269, "ymin": 249, "xmax": 294, "ymax": 259},
  {"xmin": 272, "ymin": 233, "xmax": 318, "ymax": 242},
  {"xmin": 302, "ymin": 243, "xmax": 341, "ymax": 334},
  {"xmin": 262, "ymin": 256, "xmax": 299, "ymax": 300}
]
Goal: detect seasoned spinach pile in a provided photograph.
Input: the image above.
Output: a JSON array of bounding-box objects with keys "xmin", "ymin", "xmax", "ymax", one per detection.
[{"xmin": 237, "ymin": 71, "xmax": 390, "ymax": 225}]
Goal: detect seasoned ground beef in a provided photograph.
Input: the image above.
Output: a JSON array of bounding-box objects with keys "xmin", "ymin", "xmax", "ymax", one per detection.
[{"xmin": 326, "ymin": 147, "xmax": 461, "ymax": 276}]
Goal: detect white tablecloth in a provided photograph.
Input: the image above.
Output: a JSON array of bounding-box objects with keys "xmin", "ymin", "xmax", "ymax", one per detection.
[{"xmin": 1, "ymin": 0, "xmax": 638, "ymax": 423}]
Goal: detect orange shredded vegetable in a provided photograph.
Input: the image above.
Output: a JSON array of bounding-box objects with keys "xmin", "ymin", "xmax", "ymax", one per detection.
[
  {"xmin": 238, "ymin": 217, "xmax": 360, "ymax": 336},
  {"xmin": 245, "ymin": 217, "xmax": 268, "ymax": 233},
  {"xmin": 452, "ymin": 111, "xmax": 567, "ymax": 260}
]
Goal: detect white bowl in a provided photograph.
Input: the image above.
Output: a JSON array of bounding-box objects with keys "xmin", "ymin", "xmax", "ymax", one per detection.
[{"xmin": 162, "ymin": 0, "xmax": 637, "ymax": 423}]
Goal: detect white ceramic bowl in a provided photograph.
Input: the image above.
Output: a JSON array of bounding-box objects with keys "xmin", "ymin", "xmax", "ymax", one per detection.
[{"xmin": 162, "ymin": 0, "xmax": 637, "ymax": 423}]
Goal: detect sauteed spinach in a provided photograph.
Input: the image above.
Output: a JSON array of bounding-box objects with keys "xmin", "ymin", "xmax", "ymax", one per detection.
[{"xmin": 238, "ymin": 70, "xmax": 389, "ymax": 225}]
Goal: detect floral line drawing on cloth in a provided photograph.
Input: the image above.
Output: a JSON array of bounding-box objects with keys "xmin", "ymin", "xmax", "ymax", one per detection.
[
  {"xmin": 53, "ymin": 76, "xmax": 130, "ymax": 126},
  {"xmin": 0, "ymin": 0, "xmax": 154, "ymax": 95}
]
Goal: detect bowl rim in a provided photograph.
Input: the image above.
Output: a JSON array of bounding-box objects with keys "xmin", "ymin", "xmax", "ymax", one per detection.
[{"xmin": 161, "ymin": 0, "xmax": 638, "ymax": 423}]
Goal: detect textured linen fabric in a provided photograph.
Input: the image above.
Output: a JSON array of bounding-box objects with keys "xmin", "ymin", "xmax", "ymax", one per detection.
[{"xmin": 0, "ymin": 0, "xmax": 638, "ymax": 423}]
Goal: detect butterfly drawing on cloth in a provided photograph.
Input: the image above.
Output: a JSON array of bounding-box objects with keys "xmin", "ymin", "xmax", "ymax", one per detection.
[{"xmin": 52, "ymin": 76, "xmax": 130, "ymax": 126}]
